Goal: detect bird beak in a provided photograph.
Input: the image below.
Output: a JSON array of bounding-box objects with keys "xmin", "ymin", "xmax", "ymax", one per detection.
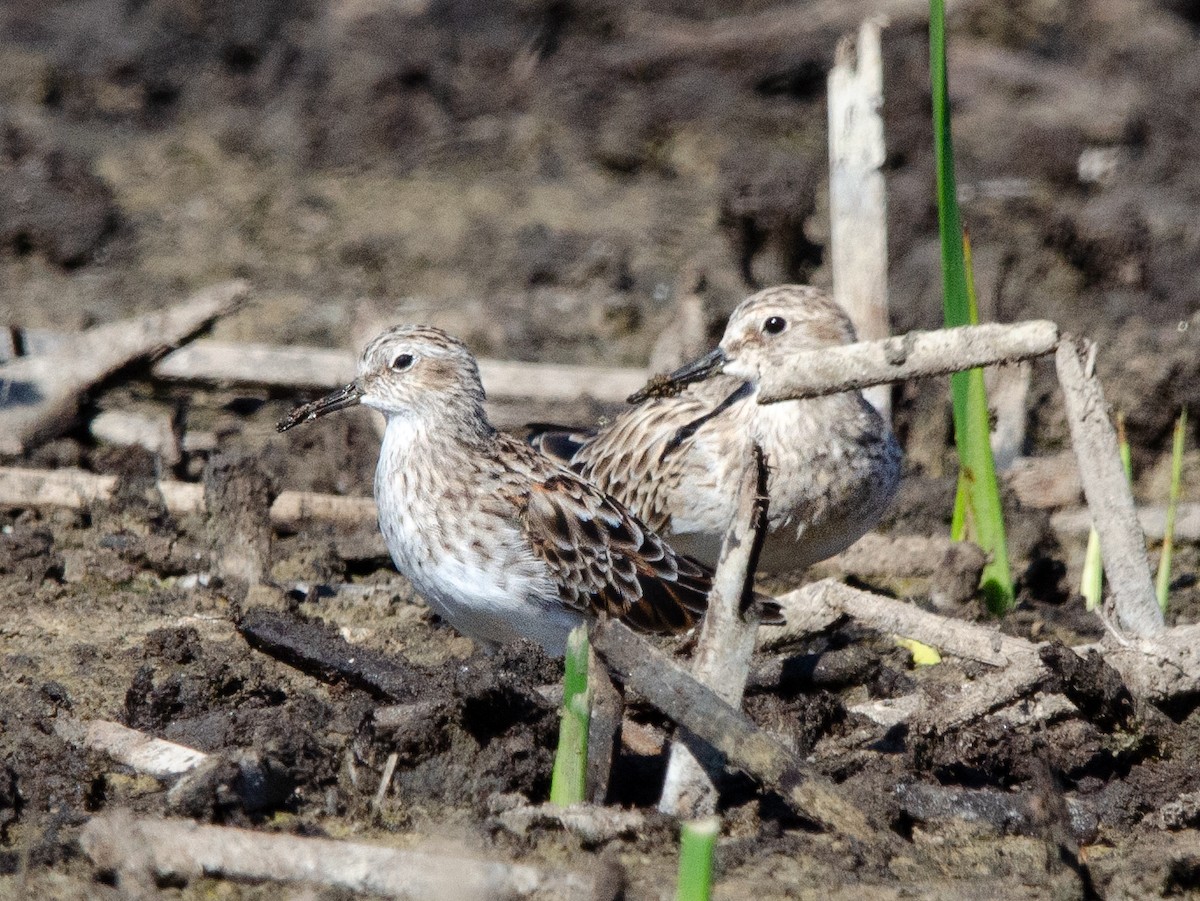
[
  {"xmin": 277, "ymin": 382, "xmax": 365, "ymax": 432},
  {"xmin": 628, "ymin": 347, "xmax": 728, "ymax": 404}
]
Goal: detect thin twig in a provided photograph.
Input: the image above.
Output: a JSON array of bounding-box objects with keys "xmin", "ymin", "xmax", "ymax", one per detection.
[
  {"xmin": 658, "ymin": 446, "xmax": 769, "ymax": 818},
  {"xmin": 0, "ymin": 466, "xmax": 378, "ymax": 529},
  {"xmin": 828, "ymin": 18, "xmax": 891, "ymax": 417},
  {"xmin": 1055, "ymin": 337, "xmax": 1162, "ymax": 637},
  {"xmin": 81, "ymin": 812, "xmax": 600, "ymax": 899},
  {"xmin": 1051, "ymin": 503, "xmax": 1200, "ymax": 542},
  {"xmin": 755, "ymin": 319, "xmax": 1059, "ymax": 403},
  {"xmin": 591, "ymin": 619, "xmax": 876, "ymax": 840},
  {"xmin": 0, "ymin": 281, "xmax": 247, "ymax": 454},
  {"xmin": 152, "ymin": 338, "xmax": 647, "ymax": 405},
  {"xmin": 55, "ymin": 719, "xmax": 208, "ymax": 780}
]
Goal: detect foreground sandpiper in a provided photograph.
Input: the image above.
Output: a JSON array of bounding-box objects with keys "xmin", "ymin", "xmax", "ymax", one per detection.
[
  {"xmin": 529, "ymin": 285, "xmax": 903, "ymax": 572},
  {"xmin": 278, "ymin": 325, "xmax": 779, "ymax": 656}
]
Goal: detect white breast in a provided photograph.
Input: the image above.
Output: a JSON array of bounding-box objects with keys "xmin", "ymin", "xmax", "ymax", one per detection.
[{"xmin": 374, "ymin": 415, "xmax": 584, "ymax": 655}]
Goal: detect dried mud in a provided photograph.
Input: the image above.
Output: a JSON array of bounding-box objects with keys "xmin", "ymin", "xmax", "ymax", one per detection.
[{"xmin": 2, "ymin": 0, "xmax": 1200, "ymax": 898}]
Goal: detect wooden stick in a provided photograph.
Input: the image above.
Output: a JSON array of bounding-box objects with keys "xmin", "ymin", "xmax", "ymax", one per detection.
[
  {"xmin": 613, "ymin": 0, "xmax": 926, "ymax": 70},
  {"xmin": 1051, "ymin": 503, "xmax": 1200, "ymax": 543},
  {"xmin": 1055, "ymin": 338, "xmax": 1163, "ymax": 637},
  {"xmin": 0, "ymin": 466, "xmax": 377, "ymax": 529},
  {"xmin": 56, "ymin": 719, "xmax": 207, "ymax": 779},
  {"xmin": 778, "ymin": 579, "xmax": 1042, "ymax": 668},
  {"xmin": 659, "ymin": 447, "xmax": 769, "ymax": 818},
  {"xmin": 585, "ymin": 652, "xmax": 623, "ymax": 805},
  {"xmin": 782, "ymin": 579, "xmax": 1200, "ymax": 705},
  {"xmin": 828, "ymin": 18, "xmax": 891, "ymax": 418},
  {"xmin": 152, "ymin": 338, "xmax": 648, "ymax": 405},
  {"xmin": 90, "ymin": 410, "xmax": 181, "ymax": 467},
  {"xmin": 591, "ymin": 618, "xmax": 875, "ymax": 840},
  {"xmin": 81, "ymin": 812, "xmax": 599, "ymax": 899},
  {"xmin": 754, "ymin": 319, "xmax": 1059, "ymax": 403},
  {"xmin": 0, "ymin": 281, "xmax": 247, "ymax": 454},
  {"xmin": 238, "ymin": 609, "xmax": 427, "ymax": 703}
]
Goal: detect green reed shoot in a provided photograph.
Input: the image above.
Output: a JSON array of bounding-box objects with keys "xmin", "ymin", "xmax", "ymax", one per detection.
[
  {"xmin": 1156, "ymin": 408, "xmax": 1188, "ymax": 612},
  {"xmin": 931, "ymin": 0, "xmax": 1014, "ymax": 613},
  {"xmin": 675, "ymin": 817, "xmax": 720, "ymax": 901},
  {"xmin": 1082, "ymin": 412, "xmax": 1135, "ymax": 610},
  {"xmin": 549, "ymin": 624, "xmax": 590, "ymax": 806}
]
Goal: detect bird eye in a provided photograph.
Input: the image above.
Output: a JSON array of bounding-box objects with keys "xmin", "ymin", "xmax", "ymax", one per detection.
[
  {"xmin": 763, "ymin": 316, "xmax": 787, "ymax": 335},
  {"xmin": 391, "ymin": 353, "xmax": 415, "ymax": 371}
]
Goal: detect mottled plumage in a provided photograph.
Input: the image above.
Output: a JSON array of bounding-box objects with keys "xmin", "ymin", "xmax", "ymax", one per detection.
[
  {"xmin": 278, "ymin": 325, "xmax": 757, "ymax": 657},
  {"xmin": 529, "ymin": 286, "xmax": 903, "ymax": 572}
]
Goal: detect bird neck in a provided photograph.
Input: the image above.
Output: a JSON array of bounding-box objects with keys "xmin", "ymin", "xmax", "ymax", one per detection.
[{"xmin": 379, "ymin": 402, "xmax": 496, "ymax": 465}]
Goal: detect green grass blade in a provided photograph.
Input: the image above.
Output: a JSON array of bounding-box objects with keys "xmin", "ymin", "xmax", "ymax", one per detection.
[
  {"xmin": 1156, "ymin": 408, "xmax": 1188, "ymax": 612},
  {"xmin": 931, "ymin": 4, "xmax": 1014, "ymax": 613},
  {"xmin": 675, "ymin": 817, "xmax": 720, "ymax": 901},
  {"xmin": 549, "ymin": 625, "xmax": 590, "ymax": 806}
]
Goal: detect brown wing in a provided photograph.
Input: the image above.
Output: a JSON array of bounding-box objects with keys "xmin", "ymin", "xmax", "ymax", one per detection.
[
  {"xmin": 542, "ymin": 377, "xmax": 741, "ymax": 533},
  {"xmin": 518, "ymin": 472, "xmax": 712, "ymax": 635}
]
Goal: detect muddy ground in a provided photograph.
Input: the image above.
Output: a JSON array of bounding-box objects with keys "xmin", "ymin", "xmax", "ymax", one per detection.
[{"xmin": 2, "ymin": 0, "xmax": 1200, "ymax": 898}]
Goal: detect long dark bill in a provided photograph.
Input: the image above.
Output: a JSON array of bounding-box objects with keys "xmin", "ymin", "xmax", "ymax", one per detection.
[
  {"xmin": 276, "ymin": 383, "xmax": 364, "ymax": 432},
  {"xmin": 626, "ymin": 346, "xmax": 728, "ymax": 404}
]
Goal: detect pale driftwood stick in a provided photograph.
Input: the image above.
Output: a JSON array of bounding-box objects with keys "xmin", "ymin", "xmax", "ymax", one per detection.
[
  {"xmin": 591, "ymin": 619, "xmax": 876, "ymax": 840},
  {"xmin": 0, "ymin": 281, "xmax": 248, "ymax": 454},
  {"xmin": 659, "ymin": 446, "xmax": 768, "ymax": 818},
  {"xmin": 1099, "ymin": 624, "xmax": 1200, "ymax": 702},
  {"xmin": 1055, "ymin": 338, "xmax": 1163, "ymax": 638},
  {"xmin": 779, "ymin": 579, "xmax": 1042, "ymax": 668},
  {"xmin": 828, "ymin": 18, "xmax": 891, "ymax": 418},
  {"xmin": 81, "ymin": 812, "xmax": 598, "ymax": 899},
  {"xmin": 1052, "ymin": 504, "xmax": 1200, "ymax": 543},
  {"xmin": 496, "ymin": 803, "xmax": 646, "ymax": 846},
  {"xmin": 585, "ymin": 652, "xmax": 623, "ymax": 805},
  {"xmin": 756, "ymin": 319, "xmax": 1059, "ymax": 404},
  {"xmin": 153, "ymin": 338, "xmax": 648, "ymax": 405},
  {"xmin": 155, "ymin": 339, "xmax": 356, "ymax": 387},
  {"xmin": 56, "ymin": 719, "xmax": 207, "ymax": 779},
  {"xmin": 90, "ymin": 410, "xmax": 181, "ymax": 467},
  {"xmin": 0, "ymin": 466, "xmax": 377, "ymax": 528},
  {"xmin": 616, "ymin": 0, "xmax": 927, "ymax": 69},
  {"xmin": 783, "ymin": 579, "xmax": 1200, "ymax": 705}
]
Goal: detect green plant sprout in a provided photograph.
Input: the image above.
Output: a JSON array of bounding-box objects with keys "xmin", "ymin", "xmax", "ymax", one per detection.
[
  {"xmin": 549, "ymin": 624, "xmax": 590, "ymax": 806},
  {"xmin": 1081, "ymin": 412, "xmax": 1135, "ymax": 610},
  {"xmin": 675, "ymin": 817, "xmax": 720, "ymax": 901},
  {"xmin": 1156, "ymin": 408, "xmax": 1188, "ymax": 612},
  {"xmin": 931, "ymin": 0, "xmax": 1014, "ymax": 614}
]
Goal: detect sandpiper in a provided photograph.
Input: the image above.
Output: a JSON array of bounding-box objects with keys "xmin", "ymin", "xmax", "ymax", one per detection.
[
  {"xmin": 278, "ymin": 325, "xmax": 778, "ymax": 656},
  {"xmin": 529, "ymin": 285, "xmax": 903, "ymax": 572}
]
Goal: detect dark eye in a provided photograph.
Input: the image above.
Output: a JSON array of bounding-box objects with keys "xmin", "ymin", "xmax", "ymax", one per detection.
[
  {"xmin": 391, "ymin": 353, "xmax": 414, "ymax": 371},
  {"xmin": 763, "ymin": 316, "xmax": 787, "ymax": 335}
]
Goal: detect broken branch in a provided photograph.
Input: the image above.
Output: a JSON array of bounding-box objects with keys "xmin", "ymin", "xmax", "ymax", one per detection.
[
  {"xmin": 81, "ymin": 812, "xmax": 598, "ymax": 899},
  {"xmin": 1055, "ymin": 338, "xmax": 1162, "ymax": 637},
  {"xmin": 754, "ymin": 319, "xmax": 1059, "ymax": 404},
  {"xmin": 591, "ymin": 618, "xmax": 875, "ymax": 840},
  {"xmin": 0, "ymin": 465, "xmax": 378, "ymax": 529},
  {"xmin": 659, "ymin": 445, "xmax": 769, "ymax": 818},
  {"xmin": 0, "ymin": 281, "xmax": 247, "ymax": 454},
  {"xmin": 152, "ymin": 338, "xmax": 648, "ymax": 405}
]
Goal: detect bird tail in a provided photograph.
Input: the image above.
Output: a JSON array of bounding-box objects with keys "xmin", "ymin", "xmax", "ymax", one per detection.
[{"xmin": 521, "ymin": 422, "xmax": 595, "ymax": 465}]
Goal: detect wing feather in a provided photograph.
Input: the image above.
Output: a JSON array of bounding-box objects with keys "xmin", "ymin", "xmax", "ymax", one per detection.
[{"xmin": 520, "ymin": 472, "xmax": 711, "ymax": 635}]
